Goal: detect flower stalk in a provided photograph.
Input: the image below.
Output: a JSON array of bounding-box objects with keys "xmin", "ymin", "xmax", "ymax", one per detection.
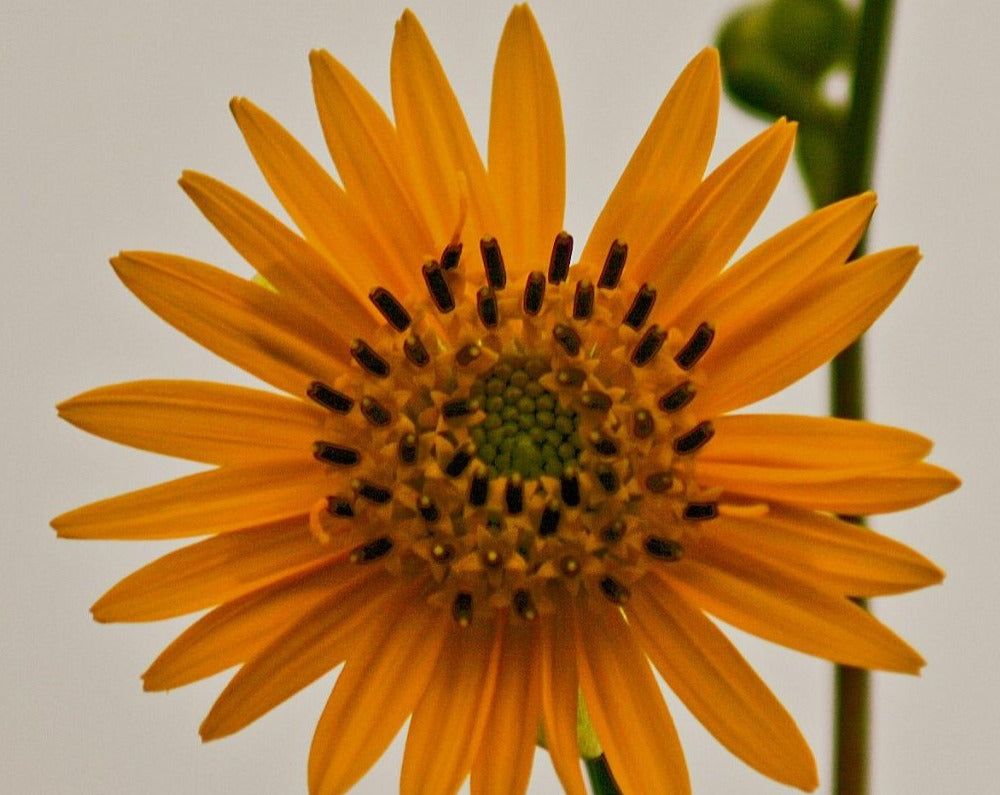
[
  {"xmin": 585, "ymin": 754, "xmax": 621, "ymax": 795},
  {"xmin": 717, "ymin": 1, "xmax": 897, "ymax": 793},
  {"xmin": 831, "ymin": 3, "xmax": 896, "ymax": 794}
]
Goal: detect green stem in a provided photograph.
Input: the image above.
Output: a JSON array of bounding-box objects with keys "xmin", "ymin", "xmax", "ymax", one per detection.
[
  {"xmin": 829, "ymin": 3, "xmax": 895, "ymax": 795},
  {"xmin": 584, "ymin": 754, "xmax": 622, "ymax": 795}
]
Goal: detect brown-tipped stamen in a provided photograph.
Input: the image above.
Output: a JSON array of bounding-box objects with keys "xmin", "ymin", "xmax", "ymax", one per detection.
[
  {"xmin": 548, "ymin": 231, "xmax": 573, "ymax": 283},
  {"xmin": 523, "ymin": 271, "xmax": 546, "ymax": 316},
  {"xmin": 480, "ymin": 236, "xmax": 507, "ymax": 289},
  {"xmin": 674, "ymin": 322, "xmax": 715, "ymax": 370},
  {"xmin": 673, "ymin": 421, "xmax": 715, "ymax": 455},
  {"xmin": 351, "ymin": 338, "xmax": 390, "ymax": 378},
  {"xmin": 623, "ymin": 284, "xmax": 657, "ymax": 329},
  {"xmin": 422, "ymin": 260, "xmax": 455, "ymax": 313},
  {"xmin": 313, "ymin": 441, "xmax": 360, "ymax": 467},
  {"xmin": 307, "ymin": 381, "xmax": 353, "ymax": 414},
  {"xmin": 598, "ymin": 240, "xmax": 628, "ymax": 289},
  {"xmin": 368, "ymin": 286, "xmax": 412, "ymax": 331}
]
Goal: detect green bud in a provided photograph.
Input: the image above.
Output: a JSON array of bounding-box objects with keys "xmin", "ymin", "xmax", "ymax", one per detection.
[{"xmin": 766, "ymin": 0, "xmax": 851, "ymax": 78}]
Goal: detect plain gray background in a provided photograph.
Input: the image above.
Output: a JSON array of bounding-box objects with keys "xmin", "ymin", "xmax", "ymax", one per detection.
[{"xmin": 3, "ymin": 1, "xmax": 996, "ymax": 792}]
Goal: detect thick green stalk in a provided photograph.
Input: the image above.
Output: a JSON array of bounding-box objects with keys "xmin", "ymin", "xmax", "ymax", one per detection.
[
  {"xmin": 584, "ymin": 754, "xmax": 622, "ymax": 795},
  {"xmin": 830, "ymin": 2, "xmax": 895, "ymax": 795}
]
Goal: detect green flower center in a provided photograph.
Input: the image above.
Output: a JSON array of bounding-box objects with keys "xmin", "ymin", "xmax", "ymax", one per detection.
[{"xmin": 468, "ymin": 355, "xmax": 581, "ymax": 479}]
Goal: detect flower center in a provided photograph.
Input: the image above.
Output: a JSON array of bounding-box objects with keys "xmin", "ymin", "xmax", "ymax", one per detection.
[
  {"xmin": 468, "ymin": 357, "xmax": 581, "ymax": 479},
  {"xmin": 307, "ymin": 233, "xmax": 721, "ymax": 626}
]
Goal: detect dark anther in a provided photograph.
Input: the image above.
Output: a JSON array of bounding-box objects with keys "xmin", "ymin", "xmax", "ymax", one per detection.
[
  {"xmin": 453, "ymin": 592, "xmax": 474, "ymax": 626},
  {"xmin": 476, "ymin": 286, "xmax": 499, "ymax": 328},
  {"xmin": 557, "ymin": 366, "xmax": 586, "ymax": 387},
  {"xmin": 674, "ymin": 322, "xmax": 715, "ymax": 370},
  {"xmin": 353, "ymin": 479, "xmax": 392, "ymax": 504},
  {"xmin": 421, "ymin": 260, "xmax": 455, "ymax": 313},
  {"xmin": 326, "ymin": 496, "xmax": 354, "ymax": 517},
  {"xmin": 307, "ymin": 381, "xmax": 353, "ymax": 414},
  {"xmin": 418, "ymin": 495, "xmax": 440, "ymax": 522},
  {"xmin": 368, "ymin": 286, "xmax": 411, "ymax": 331},
  {"xmin": 600, "ymin": 576, "xmax": 630, "ymax": 605},
  {"xmin": 673, "ymin": 421, "xmax": 715, "ymax": 455},
  {"xmin": 313, "ymin": 441, "xmax": 360, "ymax": 467},
  {"xmin": 633, "ymin": 409, "xmax": 654, "ymax": 439},
  {"xmin": 455, "ymin": 344, "xmax": 481, "ymax": 367},
  {"xmin": 539, "ymin": 500, "xmax": 562, "ymax": 536},
  {"xmin": 645, "ymin": 471, "xmax": 672, "ymax": 493},
  {"xmin": 560, "ymin": 468, "xmax": 581, "ymax": 507},
  {"xmin": 598, "ymin": 240, "xmax": 628, "ymax": 289},
  {"xmin": 631, "ymin": 324, "xmax": 666, "ymax": 367},
  {"xmin": 469, "ymin": 471, "xmax": 489, "ymax": 507},
  {"xmin": 397, "ymin": 432, "xmax": 418, "ymax": 464},
  {"xmin": 350, "ymin": 338, "xmax": 390, "ymax": 378},
  {"xmin": 400, "ymin": 336, "xmax": 428, "ymax": 369},
  {"xmin": 430, "ymin": 542, "xmax": 455, "ymax": 563},
  {"xmin": 683, "ymin": 502, "xmax": 718, "ymax": 521},
  {"xmin": 440, "ymin": 242, "xmax": 463, "ymax": 271},
  {"xmin": 350, "ymin": 537, "xmax": 393, "ymax": 564},
  {"xmin": 659, "ymin": 381, "xmax": 696, "ymax": 412},
  {"xmin": 595, "ymin": 464, "xmax": 619, "ymax": 494},
  {"xmin": 445, "ymin": 444, "xmax": 475, "ymax": 477},
  {"xmin": 600, "ymin": 519, "xmax": 626, "ymax": 543},
  {"xmin": 623, "ymin": 284, "xmax": 657, "ymax": 329},
  {"xmin": 589, "ymin": 431, "xmax": 618, "ymax": 457},
  {"xmin": 645, "ymin": 536, "xmax": 684, "ymax": 560},
  {"xmin": 552, "ymin": 323, "xmax": 581, "ymax": 356},
  {"xmin": 505, "ymin": 474, "xmax": 524, "ymax": 515},
  {"xmin": 581, "ymin": 391, "xmax": 612, "ymax": 412},
  {"xmin": 480, "ymin": 236, "xmax": 507, "ymax": 289},
  {"xmin": 442, "ymin": 398, "xmax": 474, "ymax": 419},
  {"xmin": 548, "ymin": 231, "xmax": 574, "ymax": 283},
  {"xmin": 572, "ymin": 280, "xmax": 595, "ymax": 320},
  {"xmin": 523, "ymin": 271, "xmax": 546, "ymax": 316},
  {"xmin": 360, "ymin": 396, "xmax": 391, "ymax": 427},
  {"xmin": 513, "ymin": 589, "xmax": 538, "ymax": 620}
]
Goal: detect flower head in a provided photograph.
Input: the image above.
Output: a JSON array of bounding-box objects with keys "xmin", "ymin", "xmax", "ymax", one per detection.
[{"xmin": 54, "ymin": 6, "xmax": 958, "ymax": 795}]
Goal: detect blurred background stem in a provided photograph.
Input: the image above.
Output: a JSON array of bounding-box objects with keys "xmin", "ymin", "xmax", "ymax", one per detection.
[{"xmin": 830, "ymin": 3, "xmax": 895, "ymax": 793}]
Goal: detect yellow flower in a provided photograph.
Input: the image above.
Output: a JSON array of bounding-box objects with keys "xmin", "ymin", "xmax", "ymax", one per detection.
[{"xmin": 53, "ymin": 6, "xmax": 958, "ymax": 795}]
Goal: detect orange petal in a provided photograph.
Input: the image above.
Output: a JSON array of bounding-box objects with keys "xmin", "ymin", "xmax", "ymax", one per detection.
[
  {"xmin": 470, "ymin": 618, "xmax": 541, "ymax": 795},
  {"xmin": 143, "ymin": 562, "xmax": 361, "ymax": 691},
  {"xmin": 699, "ymin": 246, "xmax": 919, "ymax": 415},
  {"xmin": 629, "ymin": 580, "xmax": 817, "ymax": 789},
  {"xmin": 580, "ymin": 48, "xmax": 719, "ymax": 279},
  {"xmin": 111, "ymin": 251, "xmax": 349, "ymax": 399},
  {"xmin": 574, "ymin": 596, "xmax": 690, "ymax": 795},
  {"xmin": 200, "ymin": 571, "xmax": 401, "ymax": 740},
  {"xmin": 179, "ymin": 170, "xmax": 378, "ymax": 330},
  {"xmin": 401, "ymin": 620, "xmax": 503, "ymax": 795},
  {"xmin": 703, "ymin": 414, "xmax": 933, "ymax": 470},
  {"xmin": 488, "ymin": 5, "xmax": 564, "ymax": 276},
  {"xmin": 229, "ymin": 98, "xmax": 409, "ymax": 295},
  {"xmin": 700, "ymin": 507, "xmax": 944, "ymax": 597},
  {"xmin": 659, "ymin": 546, "xmax": 926, "ymax": 672},
  {"xmin": 635, "ymin": 119, "xmax": 796, "ymax": 317},
  {"xmin": 92, "ymin": 518, "xmax": 347, "ymax": 622},
  {"xmin": 390, "ymin": 10, "xmax": 498, "ymax": 248},
  {"xmin": 674, "ymin": 191, "xmax": 875, "ymax": 332},
  {"xmin": 697, "ymin": 459, "xmax": 959, "ymax": 514},
  {"xmin": 57, "ymin": 379, "xmax": 325, "ymax": 465},
  {"xmin": 52, "ymin": 459, "xmax": 329, "ymax": 540},
  {"xmin": 310, "ymin": 49, "xmax": 436, "ymax": 269},
  {"xmin": 308, "ymin": 598, "xmax": 448, "ymax": 795},
  {"xmin": 538, "ymin": 592, "xmax": 588, "ymax": 795}
]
